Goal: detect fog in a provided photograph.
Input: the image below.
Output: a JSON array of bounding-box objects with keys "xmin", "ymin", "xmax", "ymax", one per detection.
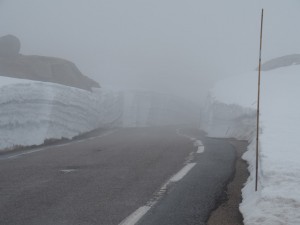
[{"xmin": 0, "ymin": 0, "xmax": 299, "ymax": 103}]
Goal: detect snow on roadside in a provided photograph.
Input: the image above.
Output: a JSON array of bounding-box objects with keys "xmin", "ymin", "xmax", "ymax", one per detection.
[
  {"xmin": 0, "ymin": 76, "xmax": 121, "ymax": 150},
  {"xmin": 0, "ymin": 76, "xmax": 200, "ymax": 151},
  {"xmin": 120, "ymin": 90, "xmax": 200, "ymax": 127},
  {"xmin": 207, "ymin": 65, "xmax": 300, "ymax": 225}
]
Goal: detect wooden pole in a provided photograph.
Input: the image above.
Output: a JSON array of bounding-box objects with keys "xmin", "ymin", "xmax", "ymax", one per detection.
[{"xmin": 256, "ymin": 8, "xmax": 264, "ymax": 192}]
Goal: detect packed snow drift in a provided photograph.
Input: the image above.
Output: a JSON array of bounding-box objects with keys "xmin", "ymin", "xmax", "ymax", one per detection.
[
  {"xmin": 206, "ymin": 65, "xmax": 300, "ymax": 225},
  {"xmin": 0, "ymin": 76, "xmax": 200, "ymax": 150},
  {"xmin": 0, "ymin": 76, "xmax": 121, "ymax": 150}
]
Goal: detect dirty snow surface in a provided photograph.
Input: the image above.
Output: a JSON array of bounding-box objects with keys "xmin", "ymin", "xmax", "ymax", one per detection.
[{"xmin": 210, "ymin": 65, "xmax": 300, "ymax": 225}]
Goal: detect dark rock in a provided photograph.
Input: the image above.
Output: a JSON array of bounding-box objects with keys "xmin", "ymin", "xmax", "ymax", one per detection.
[
  {"xmin": 260, "ymin": 54, "xmax": 300, "ymax": 71},
  {"xmin": 0, "ymin": 35, "xmax": 100, "ymax": 91},
  {"xmin": 0, "ymin": 34, "xmax": 21, "ymax": 57}
]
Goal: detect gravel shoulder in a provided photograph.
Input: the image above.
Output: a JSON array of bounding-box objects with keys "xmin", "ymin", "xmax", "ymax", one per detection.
[{"xmin": 207, "ymin": 139, "xmax": 249, "ymax": 225}]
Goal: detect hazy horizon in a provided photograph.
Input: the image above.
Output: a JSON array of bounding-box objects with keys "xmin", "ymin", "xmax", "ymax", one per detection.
[{"xmin": 1, "ymin": 0, "xmax": 299, "ymax": 102}]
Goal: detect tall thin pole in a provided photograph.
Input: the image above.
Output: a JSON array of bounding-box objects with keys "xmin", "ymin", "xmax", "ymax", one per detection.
[{"xmin": 256, "ymin": 8, "xmax": 264, "ymax": 192}]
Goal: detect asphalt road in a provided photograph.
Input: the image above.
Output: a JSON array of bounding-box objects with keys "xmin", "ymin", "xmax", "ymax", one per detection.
[{"xmin": 0, "ymin": 127, "xmax": 236, "ymax": 225}]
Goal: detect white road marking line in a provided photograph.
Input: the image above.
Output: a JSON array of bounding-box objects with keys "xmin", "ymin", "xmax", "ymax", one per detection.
[
  {"xmin": 194, "ymin": 140, "xmax": 203, "ymax": 147},
  {"xmin": 197, "ymin": 145, "xmax": 205, "ymax": 154},
  {"xmin": 3, "ymin": 148, "xmax": 46, "ymax": 159},
  {"xmin": 175, "ymin": 128, "xmax": 205, "ymax": 154},
  {"xmin": 118, "ymin": 162, "xmax": 197, "ymax": 225},
  {"xmin": 118, "ymin": 206, "xmax": 151, "ymax": 225},
  {"xmin": 169, "ymin": 163, "xmax": 197, "ymax": 182},
  {"xmin": 184, "ymin": 151, "xmax": 195, "ymax": 164}
]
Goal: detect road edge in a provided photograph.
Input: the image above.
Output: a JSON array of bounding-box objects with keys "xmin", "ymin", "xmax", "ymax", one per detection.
[{"xmin": 207, "ymin": 139, "xmax": 249, "ymax": 225}]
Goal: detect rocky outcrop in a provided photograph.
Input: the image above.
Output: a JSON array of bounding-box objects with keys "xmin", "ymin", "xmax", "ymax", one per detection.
[
  {"xmin": 260, "ymin": 54, "xmax": 300, "ymax": 71},
  {"xmin": 0, "ymin": 35, "xmax": 21, "ymax": 57},
  {"xmin": 0, "ymin": 35, "xmax": 100, "ymax": 91}
]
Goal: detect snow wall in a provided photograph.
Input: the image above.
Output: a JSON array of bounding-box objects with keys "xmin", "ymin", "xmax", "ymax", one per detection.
[
  {"xmin": 120, "ymin": 90, "xmax": 200, "ymax": 128},
  {"xmin": 204, "ymin": 98, "xmax": 256, "ymax": 140},
  {"xmin": 0, "ymin": 77, "xmax": 200, "ymax": 150},
  {"xmin": 205, "ymin": 66, "xmax": 300, "ymax": 225},
  {"xmin": 0, "ymin": 79, "xmax": 121, "ymax": 150}
]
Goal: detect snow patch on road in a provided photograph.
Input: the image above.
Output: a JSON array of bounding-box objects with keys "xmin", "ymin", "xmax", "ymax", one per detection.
[{"xmin": 60, "ymin": 169, "xmax": 76, "ymax": 174}]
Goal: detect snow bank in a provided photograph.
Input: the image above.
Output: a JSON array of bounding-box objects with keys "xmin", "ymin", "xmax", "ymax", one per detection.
[
  {"xmin": 206, "ymin": 65, "xmax": 300, "ymax": 225},
  {"xmin": 0, "ymin": 76, "xmax": 121, "ymax": 150},
  {"xmin": 121, "ymin": 90, "xmax": 200, "ymax": 127},
  {"xmin": 0, "ymin": 76, "xmax": 200, "ymax": 150}
]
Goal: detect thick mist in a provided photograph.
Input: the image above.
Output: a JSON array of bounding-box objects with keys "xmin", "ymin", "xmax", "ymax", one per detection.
[{"xmin": 0, "ymin": 0, "xmax": 299, "ymax": 103}]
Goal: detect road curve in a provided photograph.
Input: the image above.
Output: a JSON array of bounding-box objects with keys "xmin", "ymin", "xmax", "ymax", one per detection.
[{"xmin": 0, "ymin": 127, "xmax": 236, "ymax": 225}]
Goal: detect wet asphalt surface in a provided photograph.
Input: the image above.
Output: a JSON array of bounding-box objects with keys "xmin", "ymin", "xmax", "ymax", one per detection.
[
  {"xmin": 0, "ymin": 127, "xmax": 236, "ymax": 225},
  {"xmin": 137, "ymin": 136, "xmax": 236, "ymax": 225}
]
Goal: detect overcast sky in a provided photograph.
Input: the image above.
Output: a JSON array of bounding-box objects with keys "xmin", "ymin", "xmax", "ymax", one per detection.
[{"xmin": 0, "ymin": 0, "xmax": 299, "ymax": 102}]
